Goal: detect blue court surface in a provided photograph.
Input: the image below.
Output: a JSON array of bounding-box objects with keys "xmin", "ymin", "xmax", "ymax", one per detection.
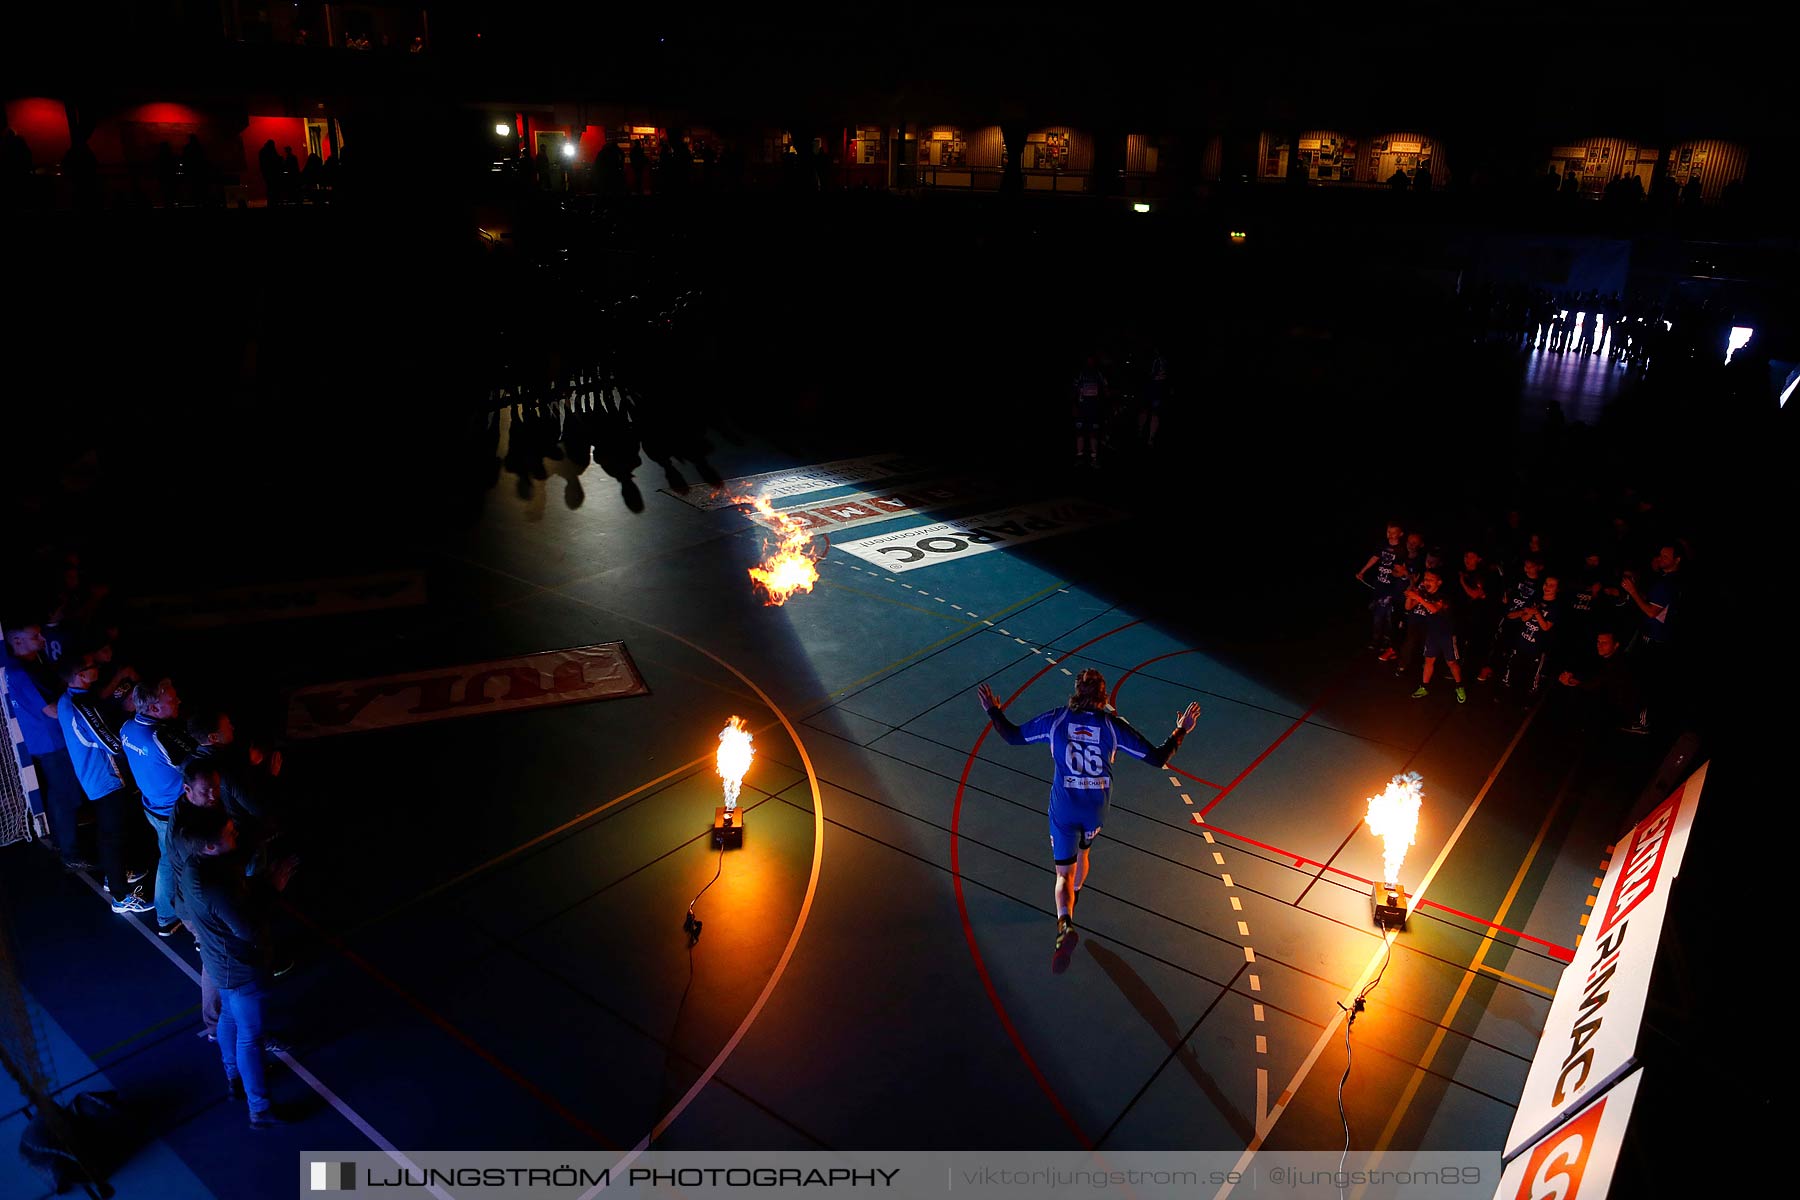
[{"xmin": 1, "ymin": 425, "xmax": 1689, "ymax": 1196}]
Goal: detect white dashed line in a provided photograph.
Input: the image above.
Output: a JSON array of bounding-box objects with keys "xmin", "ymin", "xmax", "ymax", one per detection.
[
  {"xmin": 1237, "ymin": 921, "xmax": 1251, "ymax": 937},
  {"xmin": 981, "ymin": 619, "xmax": 994, "ymax": 626},
  {"xmin": 901, "ymin": 583, "xmax": 914, "ymax": 590},
  {"xmin": 1221, "ymin": 874, "xmax": 1233, "ymax": 888},
  {"xmin": 1170, "ymin": 777, "xmax": 1183, "ymax": 787},
  {"xmin": 1253, "ymin": 1004, "xmax": 1265, "ymax": 1022},
  {"xmin": 1249, "ymin": 974, "xmax": 1261, "ymax": 991},
  {"xmin": 1014, "ymin": 637, "xmax": 1028, "ymax": 645},
  {"xmin": 951, "ymin": 604, "xmax": 962, "ymax": 610},
  {"xmin": 997, "ymin": 628, "xmax": 1010, "ymax": 636},
  {"xmin": 1244, "ymin": 947, "xmax": 1256, "ymax": 963},
  {"xmin": 1060, "ymin": 668, "xmax": 1073, "ymax": 676},
  {"xmin": 1213, "ymin": 852, "xmax": 1226, "ymax": 866},
  {"xmin": 1203, "ymin": 832, "xmax": 1215, "ymax": 843},
  {"xmin": 1230, "ymin": 896, "xmax": 1242, "ymax": 911},
  {"xmin": 1255, "ymin": 1035, "xmax": 1268, "ymax": 1054}
]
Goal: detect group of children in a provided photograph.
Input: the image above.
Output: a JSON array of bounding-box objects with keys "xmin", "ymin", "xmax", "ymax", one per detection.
[{"xmin": 1355, "ymin": 520, "xmax": 1670, "ymax": 709}]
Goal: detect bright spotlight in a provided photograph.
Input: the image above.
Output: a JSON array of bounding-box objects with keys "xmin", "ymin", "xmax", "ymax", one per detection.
[
  {"xmin": 1132, "ymin": 202, "xmax": 1151, "ymax": 213},
  {"xmin": 1724, "ymin": 326, "xmax": 1753, "ymax": 365},
  {"xmin": 494, "ymin": 123, "xmax": 511, "ymax": 137},
  {"xmin": 562, "ymin": 141, "xmax": 577, "ymax": 158}
]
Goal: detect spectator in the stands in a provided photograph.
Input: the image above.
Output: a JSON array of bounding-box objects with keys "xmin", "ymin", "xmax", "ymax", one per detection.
[
  {"xmin": 4, "ymin": 621, "xmax": 89, "ymax": 870},
  {"xmin": 55, "ymin": 655, "xmax": 152, "ymax": 912},
  {"xmin": 1558, "ymin": 629, "xmax": 1645, "ymax": 732},
  {"xmin": 119, "ymin": 677, "xmax": 192, "ymax": 936},
  {"xmin": 176, "ymin": 804, "xmax": 286, "ymax": 1128}
]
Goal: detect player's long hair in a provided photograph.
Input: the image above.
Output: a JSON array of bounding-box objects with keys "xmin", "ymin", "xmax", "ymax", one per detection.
[{"xmin": 1069, "ymin": 668, "xmax": 1108, "ymax": 713}]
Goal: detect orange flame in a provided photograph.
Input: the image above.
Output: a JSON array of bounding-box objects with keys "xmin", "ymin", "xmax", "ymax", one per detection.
[
  {"xmin": 717, "ymin": 716, "xmax": 754, "ymax": 810},
  {"xmin": 1364, "ymin": 771, "xmax": 1424, "ymax": 885},
  {"xmin": 740, "ymin": 493, "xmax": 821, "ymax": 606}
]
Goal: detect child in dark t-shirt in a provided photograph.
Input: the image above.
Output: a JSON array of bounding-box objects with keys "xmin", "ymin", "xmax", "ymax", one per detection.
[{"xmin": 1355, "ymin": 523, "xmax": 1407, "ymax": 657}]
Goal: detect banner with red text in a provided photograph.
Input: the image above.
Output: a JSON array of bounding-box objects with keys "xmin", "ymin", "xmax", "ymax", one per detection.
[
  {"xmin": 286, "ymin": 643, "xmax": 647, "ymax": 740},
  {"xmin": 1503, "ymin": 763, "xmax": 1705, "ymax": 1159}
]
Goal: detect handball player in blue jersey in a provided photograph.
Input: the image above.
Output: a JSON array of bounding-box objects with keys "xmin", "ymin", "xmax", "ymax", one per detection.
[{"xmin": 976, "ymin": 669, "xmax": 1202, "ymax": 947}]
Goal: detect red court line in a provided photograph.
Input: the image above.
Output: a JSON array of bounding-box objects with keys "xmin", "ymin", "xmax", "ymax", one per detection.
[
  {"xmin": 952, "ymin": 618, "xmax": 1142, "ymax": 1149},
  {"xmin": 1103, "ymin": 648, "xmax": 1222, "ymax": 787},
  {"xmin": 1191, "ymin": 820, "xmax": 1576, "ymax": 962},
  {"xmin": 1198, "ymin": 663, "xmax": 1357, "ymax": 817}
]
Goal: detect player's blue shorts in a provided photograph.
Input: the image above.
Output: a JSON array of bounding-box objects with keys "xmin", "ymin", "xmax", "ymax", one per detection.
[
  {"xmin": 1049, "ymin": 799, "xmax": 1106, "ymax": 865},
  {"xmin": 1425, "ymin": 627, "xmax": 1459, "ymax": 661}
]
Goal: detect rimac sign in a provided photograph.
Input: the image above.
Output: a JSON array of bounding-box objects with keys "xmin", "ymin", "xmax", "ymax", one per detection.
[
  {"xmin": 1494, "ymin": 1069, "xmax": 1642, "ymax": 1200},
  {"xmin": 1503, "ymin": 763, "xmax": 1706, "ymax": 1161}
]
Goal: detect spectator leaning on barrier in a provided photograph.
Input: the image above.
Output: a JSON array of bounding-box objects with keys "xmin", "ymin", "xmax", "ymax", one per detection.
[
  {"xmin": 4, "ymin": 620, "xmax": 90, "ymax": 870},
  {"xmin": 119, "ymin": 676, "xmax": 191, "ymax": 936},
  {"xmin": 55, "ymin": 654, "xmax": 152, "ymax": 911}
]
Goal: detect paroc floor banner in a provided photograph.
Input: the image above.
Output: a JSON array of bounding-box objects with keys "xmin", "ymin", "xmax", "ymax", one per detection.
[
  {"xmin": 834, "ymin": 498, "xmax": 1120, "ymax": 574},
  {"xmin": 1503, "ymin": 762, "xmax": 1706, "ymax": 1159},
  {"xmin": 1494, "ymin": 1069, "xmax": 1643, "ymax": 1200},
  {"xmin": 286, "ymin": 643, "xmax": 648, "ymax": 740}
]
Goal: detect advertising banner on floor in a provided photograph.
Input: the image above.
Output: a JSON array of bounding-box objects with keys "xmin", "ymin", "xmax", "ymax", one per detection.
[
  {"xmin": 1503, "ymin": 763, "xmax": 1706, "ymax": 1159},
  {"xmin": 1494, "ymin": 1069, "xmax": 1643, "ymax": 1200},
  {"xmin": 678, "ymin": 454, "xmax": 930, "ymax": 511},
  {"xmin": 833, "ymin": 499, "xmax": 1120, "ymax": 574},
  {"xmin": 286, "ymin": 643, "xmax": 648, "ymax": 740},
  {"xmin": 752, "ymin": 479, "xmax": 991, "ymax": 535}
]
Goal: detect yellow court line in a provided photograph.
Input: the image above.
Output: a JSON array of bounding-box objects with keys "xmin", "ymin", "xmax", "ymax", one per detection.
[
  {"xmin": 1360, "ymin": 743, "xmax": 1582, "ymax": 1169},
  {"xmin": 1215, "ymin": 704, "xmax": 1543, "ymax": 1199},
  {"xmin": 1475, "ymin": 964, "xmax": 1555, "ymax": 998}
]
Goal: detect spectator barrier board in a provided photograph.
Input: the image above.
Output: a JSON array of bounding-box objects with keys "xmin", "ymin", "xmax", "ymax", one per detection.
[
  {"xmin": 1503, "ymin": 762, "xmax": 1706, "ymax": 1161},
  {"xmin": 1494, "ymin": 1068, "xmax": 1643, "ymax": 1200}
]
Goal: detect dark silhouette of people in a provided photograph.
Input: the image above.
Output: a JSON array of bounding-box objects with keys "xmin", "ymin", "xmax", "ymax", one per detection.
[
  {"xmin": 629, "ymin": 140, "xmax": 648, "ymax": 194},
  {"xmin": 1, "ymin": 124, "xmax": 33, "ymax": 206},
  {"xmin": 1681, "ymin": 173, "xmax": 1702, "ymax": 206},
  {"xmin": 257, "ymin": 138, "xmax": 280, "ymax": 205},
  {"xmin": 154, "ymin": 140, "xmax": 180, "ymax": 206},
  {"xmin": 1560, "ymin": 169, "xmax": 1580, "ymax": 197},
  {"xmin": 301, "ymin": 152, "xmax": 324, "ymax": 202},
  {"xmin": 180, "ymin": 134, "xmax": 211, "ymax": 205},
  {"xmin": 1412, "ymin": 161, "xmax": 1432, "ymax": 192},
  {"xmin": 61, "ymin": 137, "xmax": 99, "ymax": 208},
  {"xmin": 280, "ymin": 146, "xmax": 300, "ymax": 203},
  {"xmin": 597, "ymin": 141, "xmax": 625, "ymax": 195},
  {"xmin": 533, "ymin": 147, "xmax": 550, "ymax": 190},
  {"xmin": 1387, "ymin": 167, "xmax": 1409, "ymax": 191}
]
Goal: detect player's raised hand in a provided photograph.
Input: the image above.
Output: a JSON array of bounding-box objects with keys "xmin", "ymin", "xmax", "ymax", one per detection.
[
  {"xmin": 975, "ymin": 682, "xmax": 998, "ymax": 712},
  {"xmin": 1177, "ymin": 702, "xmax": 1202, "ymax": 732}
]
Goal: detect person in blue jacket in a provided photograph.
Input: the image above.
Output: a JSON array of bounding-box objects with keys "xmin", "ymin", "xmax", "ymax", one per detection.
[
  {"xmin": 4, "ymin": 622, "xmax": 86, "ymax": 868},
  {"xmin": 977, "ymin": 669, "xmax": 1201, "ymax": 947},
  {"xmin": 119, "ymin": 676, "xmax": 194, "ymax": 935},
  {"xmin": 56, "ymin": 655, "xmax": 153, "ymax": 912}
]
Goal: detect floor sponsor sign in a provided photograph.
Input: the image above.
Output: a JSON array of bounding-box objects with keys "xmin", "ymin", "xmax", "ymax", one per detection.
[
  {"xmin": 286, "ymin": 643, "xmax": 648, "ymax": 739},
  {"xmin": 675, "ymin": 454, "xmax": 930, "ymax": 511},
  {"xmin": 1494, "ymin": 1069, "xmax": 1643, "ymax": 1200},
  {"xmin": 1503, "ymin": 763, "xmax": 1705, "ymax": 1160},
  {"xmin": 130, "ymin": 570, "xmax": 428, "ymax": 628},
  {"xmin": 833, "ymin": 498, "xmax": 1119, "ymax": 573},
  {"xmin": 751, "ymin": 478, "xmax": 991, "ymax": 535}
]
